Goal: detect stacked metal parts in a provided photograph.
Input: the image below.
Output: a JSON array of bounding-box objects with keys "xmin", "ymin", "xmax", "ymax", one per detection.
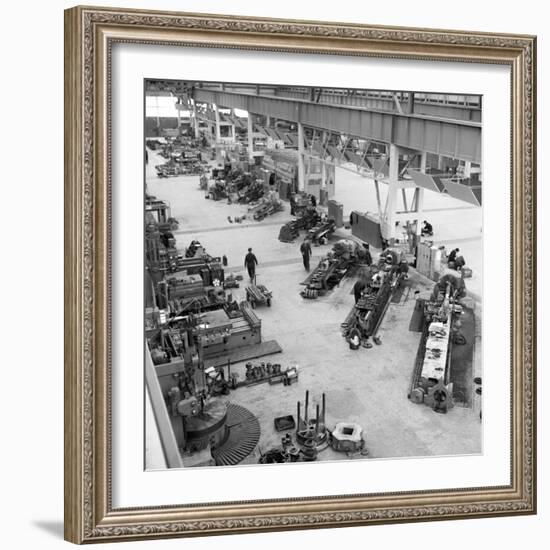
[
  {"xmin": 258, "ymin": 390, "xmax": 328, "ymax": 464},
  {"xmin": 296, "ymin": 391, "xmax": 328, "ymax": 461}
]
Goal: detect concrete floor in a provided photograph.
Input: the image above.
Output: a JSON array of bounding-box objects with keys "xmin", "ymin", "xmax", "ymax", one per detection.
[{"xmin": 146, "ymin": 150, "xmax": 482, "ymax": 466}]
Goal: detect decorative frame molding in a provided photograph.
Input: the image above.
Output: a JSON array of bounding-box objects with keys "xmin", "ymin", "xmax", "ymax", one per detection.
[{"xmin": 64, "ymin": 5, "xmax": 536, "ymax": 544}]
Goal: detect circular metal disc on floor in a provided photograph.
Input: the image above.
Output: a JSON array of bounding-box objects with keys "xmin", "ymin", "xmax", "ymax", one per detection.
[{"xmin": 211, "ymin": 403, "xmax": 260, "ymax": 466}]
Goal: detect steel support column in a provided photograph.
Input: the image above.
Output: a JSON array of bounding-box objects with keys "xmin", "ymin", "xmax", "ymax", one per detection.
[
  {"xmin": 153, "ymin": 95, "xmax": 160, "ymax": 131},
  {"xmin": 213, "ymin": 103, "xmax": 221, "ymax": 142},
  {"xmin": 407, "ymin": 92, "xmax": 415, "ymax": 114},
  {"xmin": 320, "ymin": 130, "xmax": 327, "ymax": 195},
  {"xmin": 247, "ymin": 111, "xmax": 254, "ymax": 161},
  {"xmin": 382, "ymin": 144, "xmax": 400, "ymax": 242},
  {"xmin": 297, "ymin": 122, "xmax": 305, "ymax": 192},
  {"xmin": 415, "ymin": 152, "xmax": 427, "ymax": 236}
]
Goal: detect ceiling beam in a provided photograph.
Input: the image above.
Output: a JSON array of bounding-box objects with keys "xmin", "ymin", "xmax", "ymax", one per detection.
[{"xmin": 192, "ymin": 89, "xmax": 481, "ymax": 163}]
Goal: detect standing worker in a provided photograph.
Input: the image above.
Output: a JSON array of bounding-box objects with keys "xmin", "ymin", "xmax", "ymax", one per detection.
[
  {"xmin": 244, "ymin": 247, "xmax": 258, "ymax": 282},
  {"xmin": 300, "ymin": 238, "xmax": 312, "ymax": 272},
  {"xmin": 353, "ymin": 276, "xmax": 367, "ymax": 304},
  {"xmin": 362, "ymin": 243, "xmax": 372, "ymax": 266}
]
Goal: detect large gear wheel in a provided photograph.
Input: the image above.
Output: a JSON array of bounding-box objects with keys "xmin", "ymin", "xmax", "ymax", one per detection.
[{"xmin": 211, "ymin": 404, "xmax": 260, "ymax": 466}]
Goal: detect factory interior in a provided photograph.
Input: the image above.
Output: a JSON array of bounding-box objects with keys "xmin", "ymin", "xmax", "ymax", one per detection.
[{"xmin": 144, "ymin": 80, "xmax": 483, "ymax": 469}]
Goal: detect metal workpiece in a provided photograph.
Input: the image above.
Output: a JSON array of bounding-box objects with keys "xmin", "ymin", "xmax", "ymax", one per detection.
[{"xmin": 295, "ymin": 391, "xmax": 328, "ymax": 459}]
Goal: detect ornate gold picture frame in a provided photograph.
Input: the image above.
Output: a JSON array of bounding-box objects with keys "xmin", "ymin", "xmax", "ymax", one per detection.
[{"xmin": 64, "ymin": 5, "xmax": 536, "ymax": 544}]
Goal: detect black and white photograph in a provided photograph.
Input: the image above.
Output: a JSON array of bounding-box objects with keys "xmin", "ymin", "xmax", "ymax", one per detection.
[{"xmin": 144, "ymin": 79, "xmax": 483, "ymax": 469}]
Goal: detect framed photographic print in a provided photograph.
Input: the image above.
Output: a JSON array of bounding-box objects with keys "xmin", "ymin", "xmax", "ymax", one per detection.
[{"xmin": 64, "ymin": 5, "xmax": 537, "ymax": 544}]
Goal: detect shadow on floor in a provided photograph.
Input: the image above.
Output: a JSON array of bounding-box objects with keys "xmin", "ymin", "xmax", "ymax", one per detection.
[
  {"xmin": 450, "ymin": 304, "xmax": 475, "ymax": 407},
  {"xmin": 32, "ymin": 520, "xmax": 64, "ymax": 539}
]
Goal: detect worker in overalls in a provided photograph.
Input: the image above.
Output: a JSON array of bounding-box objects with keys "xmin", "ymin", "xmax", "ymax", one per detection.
[
  {"xmin": 358, "ymin": 243, "xmax": 372, "ymax": 266},
  {"xmin": 447, "ymin": 247, "xmax": 460, "ymax": 267},
  {"xmin": 300, "ymin": 237, "xmax": 312, "ymax": 272},
  {"xmin": 244, "ymin": 247, "xmax": 258, "ymax": 282},
  {"xmin": 353, "ymin": 277, "xmax": 367, "ymax": 303},
  {"xmin": 421, "ymin": 220, "xmax": 433, "ymax": 236},
  {"xmin": 289, "ymin": 194, "xmax": 296, "ymax": 216}
]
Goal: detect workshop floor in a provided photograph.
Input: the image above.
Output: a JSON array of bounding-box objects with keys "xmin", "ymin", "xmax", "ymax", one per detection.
[
  {"xmin": 146, "ymin": 151, "xmax": 482, "ymax": 466},
  {"xmin": 332, "ymin": 164, "xmax": 483, "ymax": 299}
]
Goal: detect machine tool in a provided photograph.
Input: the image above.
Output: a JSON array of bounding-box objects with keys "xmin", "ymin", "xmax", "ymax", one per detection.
[
  {"xmin": 278, "ymin": 207, "xmax": 321, "ymax": 242},
  {"xmin": 341, "ymin": 250, "xmax": 409, "ymax": 347},
  {"xmin": 145, "ymin": 197, "xmax": 181, "ymax": 275},
  {"xmin": 205, "ymin": 179, "xmax": 229, "ymax": 201},
  {"xmin": 408, "ymin": 272, "xmax": 466, "ymax": 413},
  {"xmin": 307, "ymin": 217, "xmax": 336, "ymax": 245},
  {"xmin": 249, "ymin": 194, "xmax": 284, "ymax": 220},
  {"xmin": 147, "ymin": 310, "xmax": 269, "ymax": 467},
  {"xmin": 300, "ymin": 240, "xmax": 360, "ymax": 299},
  {"xmin": 155, "ymin": 274, "xmax": 227, "ymax": 316},
  {"xmin": 237, "ymin": 179, "xmax": 264, "ymax": 204}
]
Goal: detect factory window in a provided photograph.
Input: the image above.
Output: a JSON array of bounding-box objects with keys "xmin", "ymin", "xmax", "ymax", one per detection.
[
  {"xmin": 220, "ymin": 125, "xmax": 232, "ymax": 138},
  {"xmin": 146, "ymin": 95, "xmax": 190, "ymax": 118}
]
